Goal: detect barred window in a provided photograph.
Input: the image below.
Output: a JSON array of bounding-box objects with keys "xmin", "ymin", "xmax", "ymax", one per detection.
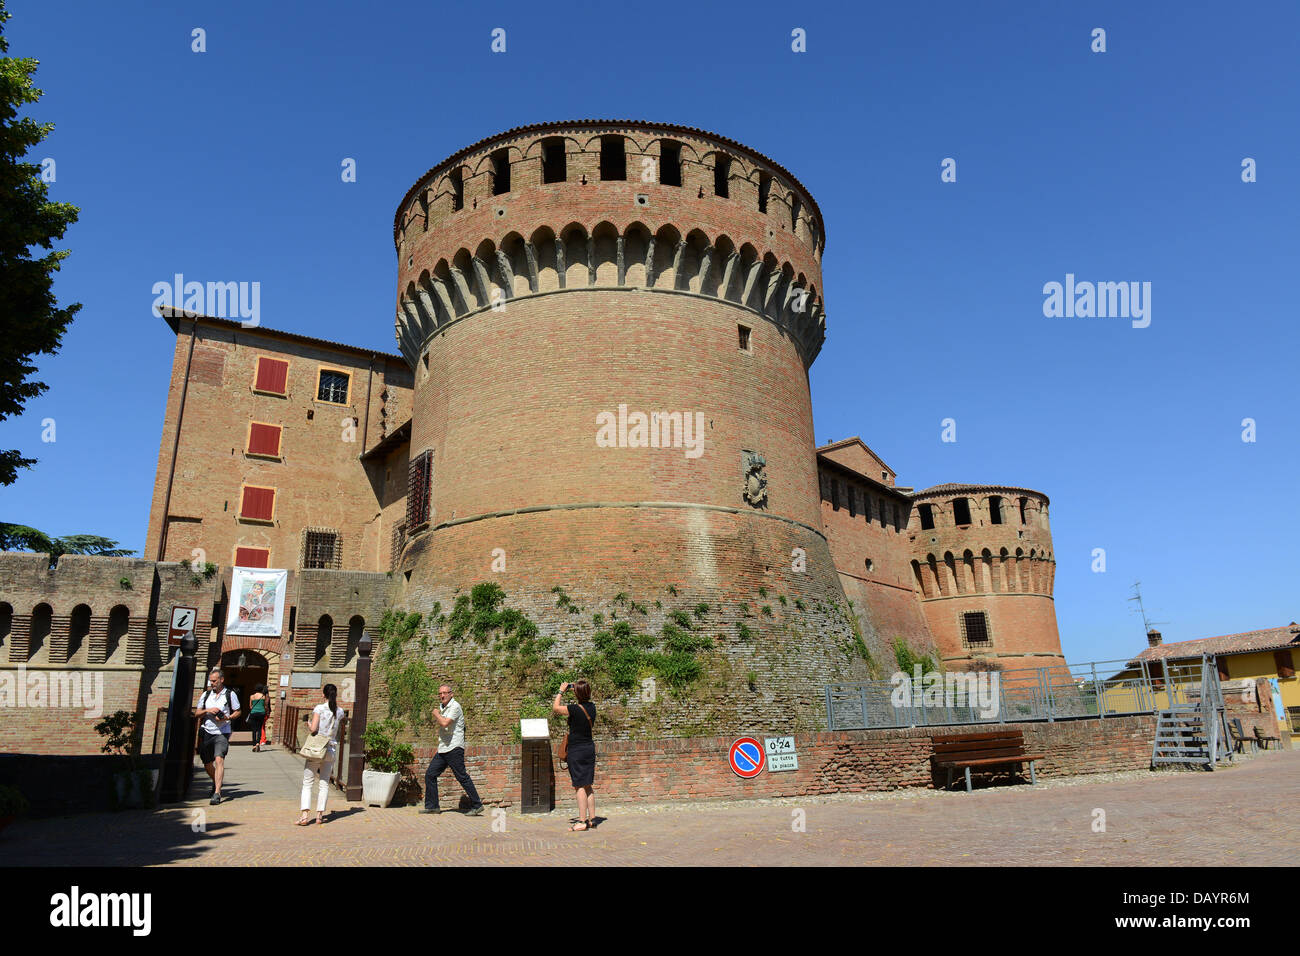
[
  {"xmin": 960, "ymin": 611, "xmax": 992, "ymax": 649},
  {"xmin": 407, "ymin": 450, "xmax": 433, "ymax": 528},
  {"xmin": 317, "ymin": 369, "xmax": 349, "ymax": 404},
  {"xmin": 301, "ymin": 529, "xmax": 341, "ymax": 570}
]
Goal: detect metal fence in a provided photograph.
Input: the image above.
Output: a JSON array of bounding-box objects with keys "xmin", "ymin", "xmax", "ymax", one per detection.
[{"xmin": 825, "ymin": 656, "xmax": 1212, "ymax": 731}]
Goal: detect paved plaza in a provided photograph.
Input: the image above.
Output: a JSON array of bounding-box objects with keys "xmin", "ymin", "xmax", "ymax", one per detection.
[{"xmin": 2, "ymin": 745, "xmax": 1296, "ymax": 866}]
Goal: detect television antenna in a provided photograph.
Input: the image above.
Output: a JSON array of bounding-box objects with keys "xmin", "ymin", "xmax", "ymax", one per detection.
[{"xmin": 1128, "ymin": 581, "xmax": 1168, "ymax": 638}]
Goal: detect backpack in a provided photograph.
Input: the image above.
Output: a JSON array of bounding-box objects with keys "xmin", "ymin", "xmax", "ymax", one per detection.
[{"xmin": 197, "ymin": 687, "xmax": 236, "ymax": 735}]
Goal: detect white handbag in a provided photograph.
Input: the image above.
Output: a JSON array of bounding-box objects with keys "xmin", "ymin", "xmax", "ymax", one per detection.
[{"xmin": 300, "ymin": 733, "xmax": 330, "ymax": 760}]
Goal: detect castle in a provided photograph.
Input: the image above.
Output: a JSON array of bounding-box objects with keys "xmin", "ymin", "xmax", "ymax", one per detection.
[{"xmin": 0, "ymin": 121, "xmax": 1065, "ymax": 754}]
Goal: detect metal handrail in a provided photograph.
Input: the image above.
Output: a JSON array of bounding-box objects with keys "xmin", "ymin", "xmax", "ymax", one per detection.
[{"xmin": 826, "ymin": 655, "xmax": 1220, "ymax": 731}]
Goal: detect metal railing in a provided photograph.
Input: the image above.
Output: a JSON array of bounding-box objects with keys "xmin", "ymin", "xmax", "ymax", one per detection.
[{"xmin": 826, "ymin": 656, "xmax": 1213, "ymax": 732}]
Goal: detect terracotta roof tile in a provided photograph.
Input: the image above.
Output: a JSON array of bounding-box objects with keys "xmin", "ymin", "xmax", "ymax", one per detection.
[{"xmin": 1130, "ymin": 623, "xmax": 1300, "ymax": 663}]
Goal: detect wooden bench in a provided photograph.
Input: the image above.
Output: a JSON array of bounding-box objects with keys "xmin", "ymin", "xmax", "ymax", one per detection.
[
  {"xmin": 1253, "ymin": 726, "xmax": 1281, "ymax": 750},
  {"xmin": 932, "ymin": 730, "xmax": 1046, "ymax": 793},
  {"xmin": 1229, "ymin": 718, "xmax": 1257, "ymax": 755}
]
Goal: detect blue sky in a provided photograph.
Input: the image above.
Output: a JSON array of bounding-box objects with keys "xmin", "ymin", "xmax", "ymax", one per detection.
[{"xmin": 2, "ymin": 1, "xmax": 1297, "ymax": 664}]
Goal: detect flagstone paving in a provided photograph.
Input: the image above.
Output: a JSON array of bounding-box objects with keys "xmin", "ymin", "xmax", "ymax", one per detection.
[{"xmin": 3, "ymin": 746, "xmax": 1295, "ymax": 866}]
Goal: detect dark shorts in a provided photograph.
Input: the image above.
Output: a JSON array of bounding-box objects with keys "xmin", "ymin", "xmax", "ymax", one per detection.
[{"xmin": 199, "ymin": 730, "xmax": 230, "ymax": 764}]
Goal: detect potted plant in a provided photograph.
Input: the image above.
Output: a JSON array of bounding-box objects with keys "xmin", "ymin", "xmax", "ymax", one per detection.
[
  {"xmin": 95, "ymin": 710, "xmax": 156, "ymax": 809},
  {"xmin": 0, "ymin": 784, "xmax": 29, "ymax": 831},
  {"xmin": 361, "ymin": 719, "xmax": 414, "ymax": 807}
]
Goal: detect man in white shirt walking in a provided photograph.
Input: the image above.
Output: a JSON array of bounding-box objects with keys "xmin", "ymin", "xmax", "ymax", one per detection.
[
  {"xmin": 420, "ymin": 683, "xmax": 484, "ymax": 815},
  {"xmin": 195, "ymin": 668, "xmax": 241, "ymax": 804}
]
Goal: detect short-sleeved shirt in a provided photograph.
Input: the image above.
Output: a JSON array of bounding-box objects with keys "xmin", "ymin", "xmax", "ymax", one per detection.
[
  {"xmin": 198, "ymin": 688, "xmax": 240, "ymax": 736},
  {"xmin": 313, "ymin": 702, "xmax": 345, "ymax": 755},
  {"xmin": 437, "ymin": 698, "xmax": 466, "ymax": 753},
  {"xmin": 566, "ymin": 702, "xmax": 596, "ymax": 741}
]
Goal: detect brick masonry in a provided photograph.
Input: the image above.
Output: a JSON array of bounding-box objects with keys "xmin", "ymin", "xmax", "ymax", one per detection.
[
  {"xmin": 1, "ymin": 120, "xmax": 1071, "ymax": 760},
  {"xmin": 410, "ymin": 715, "xmax": 1159, "ymax": 808}
]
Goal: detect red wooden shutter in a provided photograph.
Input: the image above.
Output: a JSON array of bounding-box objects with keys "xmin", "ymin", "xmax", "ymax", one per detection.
[
  {"xmin": 254, "ymin": 357, "xmax": 289, "ymax": 394},
  {"xmin": 234, "ymin": 547, "xmax": 269, "ymax": 568},
  {"xmin": 247, "ymin": 422, "xmax": 282, "ymax": 457},
  {"xmin": 240, "ymin": 486, "xmax": 276, "ymax": 521},
  {"xmin": 1274, "ymin": 650, "xmax": 1296, "ymax": 680}
]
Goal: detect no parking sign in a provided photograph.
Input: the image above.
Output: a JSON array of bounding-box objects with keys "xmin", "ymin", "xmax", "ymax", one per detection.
[{"xmin": 729, "ymin": 737, "xmax": 765, "ymax": 778}]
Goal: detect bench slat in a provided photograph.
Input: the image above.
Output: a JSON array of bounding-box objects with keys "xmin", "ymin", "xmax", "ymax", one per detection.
[{"xmin": 936, "ymin": 754, "xmax": 1045, "ymax": 768}]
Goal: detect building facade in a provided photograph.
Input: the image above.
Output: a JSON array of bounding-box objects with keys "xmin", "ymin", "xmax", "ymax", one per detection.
[{"xmin": 1, "ymin": 120, "xmax": 1066, "ymax": 755}]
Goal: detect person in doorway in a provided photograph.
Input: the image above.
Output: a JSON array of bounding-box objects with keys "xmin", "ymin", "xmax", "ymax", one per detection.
[
  {"xmin": 247, "ymin": 683, "xmax": 270, "ymax": 752},
  {"xmin": 297, "ymin": 683, "xmax": 345, "ymax": 825},
  {"xmin": 420, "ymin": 683, "xmax": 484, "ymax": 816},
  {"xmin": 195, "ymin": 668, "xmax": 241, "ymax": 805},
  {"xmin": 552, "ymin": 679, "xmax": 596, "ymax": 831}
]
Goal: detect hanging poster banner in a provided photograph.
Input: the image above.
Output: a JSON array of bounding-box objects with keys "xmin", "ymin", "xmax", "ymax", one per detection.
[{"xmin": 226, "ymin": 567, "xmax": 288, "ymax": 637}]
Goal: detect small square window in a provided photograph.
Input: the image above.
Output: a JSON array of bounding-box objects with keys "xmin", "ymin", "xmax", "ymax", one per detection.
[
  {"xmin": 239, "ymin": 485, "xmax": 276, "ymax": 523},
  {"xmin": 961, "ymin": 611, "xmax": 992, "ymax": 649},
  {"xmin": 738, "ymin": 325, "xmax": 752, "ymax": 351},
  {"xmin": 302, "ymin": 529, "xmax": 341, "ymax": 570},
  {"xmin": 253, "ymin": 356, "xmax": 289, "ymax": 396},
  {"xmin": 317, "ymin": 369, "xmax": 350, "ymax": 404},
  {"xmin": 234, "ymin": 546, "xmax": 270, "ymax": 568}
]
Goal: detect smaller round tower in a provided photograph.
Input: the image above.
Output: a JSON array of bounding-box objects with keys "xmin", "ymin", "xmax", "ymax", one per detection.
[{"xmin": 906, "ymin": 484, "xmax": 1064, "ymax": 671}]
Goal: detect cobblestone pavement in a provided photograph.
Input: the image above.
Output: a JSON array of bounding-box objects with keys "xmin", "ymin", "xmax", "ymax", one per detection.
[{"xmin": 3, "ymin": 748, "xmax": 1296, "ymax": 866}]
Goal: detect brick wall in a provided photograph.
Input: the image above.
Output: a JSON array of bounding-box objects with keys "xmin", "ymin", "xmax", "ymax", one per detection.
[
  {"xmin": 144, "ymin": 316, "xmax": 412, "ymax": 572},
  {"xmin": 405, "ymin": 715, "xmax": 1157, "ymax": 807}
]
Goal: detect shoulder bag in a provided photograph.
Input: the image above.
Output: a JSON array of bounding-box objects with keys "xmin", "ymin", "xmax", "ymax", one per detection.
[
  {"xmin": 299, "ymin": 708, "xmax": 334, "ymax": 760},
  {"xmin": 558, "ymin": 702, "xmax": 594, "ymax": 762}
]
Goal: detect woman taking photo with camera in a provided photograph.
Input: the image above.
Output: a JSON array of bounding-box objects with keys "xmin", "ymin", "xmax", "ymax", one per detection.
[{"xmin": 552, "ymin": 679, "xmax": 596, "ymax": 831}]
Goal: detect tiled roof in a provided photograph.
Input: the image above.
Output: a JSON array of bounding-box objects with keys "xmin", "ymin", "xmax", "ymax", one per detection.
[
  {"xmin": 360, "ymin": 418, "xmax": 411, "ymax": 461},
  {"xmin": 392, "ymin": 119, "xmax": 826, "ymax": 245},
  {"xmin": 814, "ymin": 436, "xmax": 894, "ymax": 474},
  {"xmin": 160, "ymin": 307, "xmax": 404, "ymax": 363},
  {"xmin": 1130, "ymin": 623, "xmax": 1300, "ymax": 663}
]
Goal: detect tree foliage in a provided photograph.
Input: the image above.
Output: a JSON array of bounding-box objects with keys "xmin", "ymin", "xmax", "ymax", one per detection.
[
  {"xmin": 0, "ymin": 0, "xmax": 82, "ymax": 485},
  {"xmin": 0, "ymin": 522, "xmax": 132, "ymax": 565}
]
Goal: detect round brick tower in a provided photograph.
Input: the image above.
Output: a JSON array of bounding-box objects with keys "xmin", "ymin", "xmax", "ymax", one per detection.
[
  {"xmin": 387, "ymin": 121, "xmax": 868, "ymax": 739},
  {"xmin": 906, "ymin": 485, "xmax": 1065, "ymax": 671}
]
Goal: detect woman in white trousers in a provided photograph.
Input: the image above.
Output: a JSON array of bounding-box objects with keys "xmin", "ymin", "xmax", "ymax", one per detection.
[{"xmin": 297, "ymin": 683, "xmax": 344, "ymax": 825}]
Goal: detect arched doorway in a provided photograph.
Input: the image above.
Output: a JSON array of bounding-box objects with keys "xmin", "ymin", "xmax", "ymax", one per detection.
[{"xmin": 221, "ymin": 648, "xmax": 269, "ymax": 736}]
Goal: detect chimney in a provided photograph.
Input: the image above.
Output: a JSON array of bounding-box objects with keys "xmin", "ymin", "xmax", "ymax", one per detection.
[{"xmin": 1147, "ymin": 629, "xmax": 1163, "ymax": 647}]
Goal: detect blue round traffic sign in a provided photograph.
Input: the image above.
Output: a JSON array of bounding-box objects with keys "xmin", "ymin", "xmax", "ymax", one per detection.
[{"xmin": 729, "ymin": 737, "xmax": 765, "ymax": 778}]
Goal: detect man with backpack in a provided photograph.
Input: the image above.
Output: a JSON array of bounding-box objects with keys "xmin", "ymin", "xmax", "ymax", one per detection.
[{"xmin": 195, "ymin": 668, "xmax": 241, "ymax": 804}]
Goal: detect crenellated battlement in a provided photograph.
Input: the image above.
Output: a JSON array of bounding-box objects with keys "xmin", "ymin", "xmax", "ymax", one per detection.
[
  {"xmin": 394, "ymin": 121, "xmax": 825, "ymax": 258},
  {"xmin": 906, "ymin": 485, "xmax": 1056, "ymax": 599},
  {"xmin": 392, "ymin": 121, "xmax": 828, "ymax": 370}
]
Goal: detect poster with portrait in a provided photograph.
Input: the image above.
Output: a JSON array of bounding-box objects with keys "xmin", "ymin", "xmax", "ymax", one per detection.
[{"xmin": 226, "ymin": 567, "xmax": 288, "ymax": 637}]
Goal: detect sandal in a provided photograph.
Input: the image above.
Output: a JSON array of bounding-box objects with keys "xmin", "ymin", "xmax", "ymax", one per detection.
[
  {"xmin": 296, "ymin": 817, "xmax": 312, "ymax": 826},
  {"xmin": 568, "ymin": 820, "xmax": 588, "ymax": 831}
]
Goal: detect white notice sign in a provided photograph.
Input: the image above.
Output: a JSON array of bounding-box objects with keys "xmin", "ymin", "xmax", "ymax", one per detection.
[{"xmin": 764, "ymin": 735, "xmax": 798, "ymax": 772}]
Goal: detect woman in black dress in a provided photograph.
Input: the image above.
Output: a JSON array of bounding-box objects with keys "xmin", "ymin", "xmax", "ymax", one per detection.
[{"xmin": 552, "ymin": 679, "xmax": 596, "ymax": 831}]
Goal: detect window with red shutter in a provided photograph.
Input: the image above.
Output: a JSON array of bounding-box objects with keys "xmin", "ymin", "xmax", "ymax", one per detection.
[
  {"xmin": 234, "ymin": 547, "xmax": 270, "ymax": 568},
  {"xmin": 240, "ymin": 485, "xmax": 276, "ymax": 522},
  {"xmin": 253, "ymin": 357, "xmax": 289, "ymax": 395},
  {"xmin": 1274, "ymin": 649, "xmax": 1296, "ymax": 680},
  {"xmin": 247, "ymin": 422, "xmax": 282, "ymax": 458}
]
